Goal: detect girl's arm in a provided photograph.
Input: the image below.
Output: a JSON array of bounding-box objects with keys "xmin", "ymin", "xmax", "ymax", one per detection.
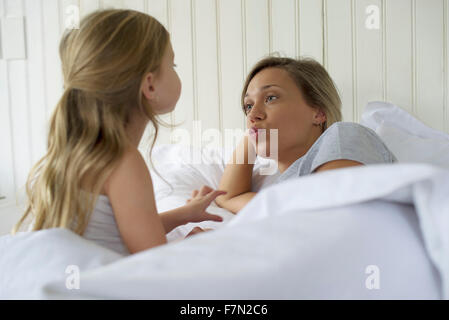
[
  {"xmin": 106, "ymin": 148, "xmax": 167, "ymax": 254},
  {"xmin": 158, "ymin": 207, "xmax": 190, "ymax": 234},
  {"xmin": 106, "ymin": 148, "xmax": 224, "ymax": 253},
  {"xmin": 158, "ymin": 187, "xmax": 225, "ymax": 234},
  {"xmin": 215, "ymin": 134, "xmax": 257, "ymax": 214}
]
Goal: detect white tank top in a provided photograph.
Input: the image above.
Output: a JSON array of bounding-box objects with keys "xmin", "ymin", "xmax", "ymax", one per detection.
[{"xmin": 82, "ymin": 194, "xmax": 130, "ymax": 256}]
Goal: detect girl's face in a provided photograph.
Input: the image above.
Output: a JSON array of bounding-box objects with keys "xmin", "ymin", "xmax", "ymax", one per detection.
[
  {"xmin": 142, "ymin": 41, "xmax": 181, "ymax": 115},
  {"xmin": 243, "ymin": 67, "xmax": 326, "ymax": 160}
]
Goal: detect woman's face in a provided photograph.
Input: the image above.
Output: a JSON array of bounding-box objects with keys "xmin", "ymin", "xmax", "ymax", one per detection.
[
  {"xmin": 243, "ymin": 67, "xmax": 326, "ymax": 160},
  {"xmin": 142, "ymin": 41, "xmax": 181, "ymax": 115}
]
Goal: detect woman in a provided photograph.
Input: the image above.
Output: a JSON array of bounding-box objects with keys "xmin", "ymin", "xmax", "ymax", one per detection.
[{"xmin": 213, "ymin": 56, "xmax": 397, "ymax": 214}]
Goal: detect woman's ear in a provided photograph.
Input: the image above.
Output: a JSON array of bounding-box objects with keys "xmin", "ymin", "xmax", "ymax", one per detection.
[{"xmin": 313, "ymin": 108, "xmax": 327, "ymax": 125}]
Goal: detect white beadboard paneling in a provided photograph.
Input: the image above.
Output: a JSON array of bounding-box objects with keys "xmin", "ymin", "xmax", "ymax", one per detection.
[
  {"xmin": 170, "ymin": 0, "xmax": 195, "ymax": 140},
  {"xmin": 0, "ymin": 204, "xmax": 23, "ymax": 235},
  {"xmin": 0, "ymin": 0, "xmax": 16, "ymax": 204},
  {"xmin": 443, "ymin": 1, "xmax": 449, "ymax": 133},
  {"xmin": 299, "ymin": 0, "xmax": 323, "ymax": 63},
  {"xmin": 80, "ymin": 0, "xmax": 100, "ymax": 17},
  {"xmin": 270, "ymin": 0, "xmax": 296, "ymax": 58},
  {"xmin": 415, "ymin": 0, "xmax": 445, "ymax": 131},
  {"xmin": 42, "ymin": 0, "xmax": 64, "ymax": 121},
  {"xmin": 4, "ymin": 0, "xmax": 21, "ymax": 15},
  {"xmin": 8, "ymin": 59, "xmax": 30, "ymax": 204},
  {"xmin": 101, "ymin": 0, "xmax": 124, "ymax": 9},
  {"xmin": 245, "ymin": 0, "xmax": 269, "ymax": 73},
  {"xmin": 5, "ymin": 0, "xmax": 30, "ymax": 205},
  {"xmin": 0, "ymin": 59, "xmax": 15, "ymax": 203},
  {"xmin": 218, "ymin": 0, "xmax": 245, "ymax": 133},
  {"xmin": 354, "ymin": 0, "xmax": 383, "ymax": 123},
  {"xmin": 147, "ymin": 0, "xmax": 168, "ymax": 26},
  {"xmin": 193, "ymin": 0, "xmax": 220, "ymax": 134},
  {"xmin": 385, "ymin": 0, "xmax": 413, "ymax": 114},
  {"xmin": 326, "ymin": 0, "xmax": 354, "ymax": 122},
  {"xmin": 60, "ymin": 0, "xmax": 79, "ymax": 33},
  {"xmin": 124, "ymin": 0, "xmax": 145, "ymax": 11},
  {"xmin": 24, "ymin": 0, "xmax": 47, "ymax": 167}
]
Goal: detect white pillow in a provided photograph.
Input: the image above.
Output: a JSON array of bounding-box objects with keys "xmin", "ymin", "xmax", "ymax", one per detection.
[
  {"xmin": 376, "ymin": 124, "xmax": 449, "ymax": 169},
  {"xmin": 146, "ymin": 144, "xmax": 280, "ymax": 242},
  {"xmin": 361, "ymin": 101, "xmax": 449, "ymax": 140},
  {"xmin": 361, "ymin": 101, "xmax": 449, "ymax": 169}
]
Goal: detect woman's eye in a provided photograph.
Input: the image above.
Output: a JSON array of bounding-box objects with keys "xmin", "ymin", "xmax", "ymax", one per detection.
[
  {"xmin": 266, "ymin": 95, "xmax": 277, "ymax": 102},
  {"xmin": 244, "ymin": 104, "xmax": 253, "ymax": 114}
]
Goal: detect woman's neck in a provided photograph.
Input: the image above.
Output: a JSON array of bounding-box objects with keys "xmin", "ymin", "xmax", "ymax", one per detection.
[{"xmin": 277, "ymin": 127, "xmax": 323, "ymax": 174}]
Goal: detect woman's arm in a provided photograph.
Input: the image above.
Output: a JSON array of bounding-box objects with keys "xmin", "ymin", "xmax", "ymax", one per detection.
[{"xmin": 215, "ymin": 134, "xmax": 257, "ymax": 214}]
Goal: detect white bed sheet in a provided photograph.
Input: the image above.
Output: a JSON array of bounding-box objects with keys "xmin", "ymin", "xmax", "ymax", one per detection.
[{"xmin": 0, "ymin": 163, "xmax": 447, "ymax": 299}]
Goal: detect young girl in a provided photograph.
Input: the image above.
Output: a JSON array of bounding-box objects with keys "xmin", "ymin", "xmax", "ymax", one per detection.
[{"xmin": 12, "ymin": 9, "xmax": 225, "ymax": 255}]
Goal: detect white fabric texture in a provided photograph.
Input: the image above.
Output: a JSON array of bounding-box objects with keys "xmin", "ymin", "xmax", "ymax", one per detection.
[
  {"xmin": 80, "ymin": 194, "xmax": 130, "ymax": 256},
  {"xmin": 148, "ymin": 144, "xmax": 279, "ymax": 242},
  {"xmin": 0, "ymin": 163, "xmax": 447, "ymax": 299},
  {"xmin": 360, "ymin": 101, "xmax": 449, "ymax": 169}
]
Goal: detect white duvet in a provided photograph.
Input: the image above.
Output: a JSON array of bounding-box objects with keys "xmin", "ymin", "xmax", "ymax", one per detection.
[{"xmin": 0, "ymin": 163, "xmax": 448, "ymax": 299}]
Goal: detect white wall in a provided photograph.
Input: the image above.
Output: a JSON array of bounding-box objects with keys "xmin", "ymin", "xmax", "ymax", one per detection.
[{"xmin": 1, "ymin": 0, "xmax": 449, "ymax": 225}]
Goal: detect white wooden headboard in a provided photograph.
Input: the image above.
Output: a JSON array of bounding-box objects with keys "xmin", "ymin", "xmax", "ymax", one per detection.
[{"xmin": 0, "ymin": 0, "xmax": 448, "ymax": 206}]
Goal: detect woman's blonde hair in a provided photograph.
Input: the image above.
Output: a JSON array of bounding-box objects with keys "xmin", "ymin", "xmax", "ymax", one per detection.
[
  {"xmin": 241, "ymin": 55, "xmax": 342, "ymax": 132},
  {"xmin": 12, "ymin": 9, "xmax": 169, "ymax": 235}
]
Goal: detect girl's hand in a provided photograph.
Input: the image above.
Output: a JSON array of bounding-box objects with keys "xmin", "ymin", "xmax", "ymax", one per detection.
[{"xmin": 184, "ymin": 185, "xmax": 226, "ymax": 223}]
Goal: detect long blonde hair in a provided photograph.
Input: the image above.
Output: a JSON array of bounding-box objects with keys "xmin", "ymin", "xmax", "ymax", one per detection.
[
  {"xmin": 241, "ymin": 55, "xmax": 342, "ymax": 133},
  {"xmin": 12, "ymin": 9, "xmax": 169, "ymax": 235}
]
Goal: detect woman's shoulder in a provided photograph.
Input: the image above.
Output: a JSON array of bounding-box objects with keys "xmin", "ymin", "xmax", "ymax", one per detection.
[
  {"xmin": 316, "ymin": 121, "xmax": 385, "ymax": 149},
  {"xmin": 324, "ymin": 121, "xmax": 377, "ymax": 137},
  {"xmin": 311, "ymin": 121, "xmax": 397, "ymax": 165}
]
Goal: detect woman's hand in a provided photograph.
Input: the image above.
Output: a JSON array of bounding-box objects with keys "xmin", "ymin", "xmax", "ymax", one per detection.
[
  {"xmin": 215, "ymin": 132, "xmax": 257, "ymax": 213},
  {"xmin": 231, "ymin": 132, "xmax": 257, "ymax": 165},
  {"xmin": 245, "ymin": 129, "xmax": 258, "ymax": 161},
  {"xmin": 183, "ymin": 185, "xmax": 226, "ymax": 223},
  {"xmin": 185, "ymin": 226, "xmax": 214, "ymax": 238}
]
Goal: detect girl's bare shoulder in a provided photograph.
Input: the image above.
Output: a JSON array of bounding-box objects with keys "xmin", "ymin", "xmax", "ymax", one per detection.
[{"xmin": 104, "ymin": 147, "xmax": 151, "ymax": 196}]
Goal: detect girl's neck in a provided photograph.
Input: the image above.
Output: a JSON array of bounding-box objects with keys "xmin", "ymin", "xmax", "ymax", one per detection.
[{"xmin": 125, "ymin": 110, "xmax": 149, "ymax": 149}]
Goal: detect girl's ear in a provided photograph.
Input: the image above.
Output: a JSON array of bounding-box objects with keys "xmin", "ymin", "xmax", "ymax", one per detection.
[{"xmin": 141, "ymin": 72, "xmax": 157, "ymax": 101}]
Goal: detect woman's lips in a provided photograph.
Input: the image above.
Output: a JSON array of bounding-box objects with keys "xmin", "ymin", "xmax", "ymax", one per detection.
[{"xmin": 249, "ymin": 127, "xmax": 259, "ymax": 138}]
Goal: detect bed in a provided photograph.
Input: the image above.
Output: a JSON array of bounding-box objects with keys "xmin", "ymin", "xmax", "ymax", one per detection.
[{"xmin": 0, "ymin": 101, "xmax": 448, "ymax": 299}]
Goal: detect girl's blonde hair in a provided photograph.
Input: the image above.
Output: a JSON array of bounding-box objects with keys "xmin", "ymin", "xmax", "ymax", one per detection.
[
  {"xmin": 12, "ymin": 9, "xmax": 169, "ymax": 235},
  {"xmin": 241, "ymin": 55, "xmax": 342, "ymax": 133}
]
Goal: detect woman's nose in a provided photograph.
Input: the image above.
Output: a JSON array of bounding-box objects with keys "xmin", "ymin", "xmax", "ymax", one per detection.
[{"xmin": 247, "ymin": 104, "xmax": 265, "ymax": 122}]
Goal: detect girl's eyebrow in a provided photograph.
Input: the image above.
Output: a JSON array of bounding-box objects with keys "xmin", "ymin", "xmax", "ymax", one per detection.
[{"xmin": 245, "ymin": 84, "xmax": 282, "ymax": 97}]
